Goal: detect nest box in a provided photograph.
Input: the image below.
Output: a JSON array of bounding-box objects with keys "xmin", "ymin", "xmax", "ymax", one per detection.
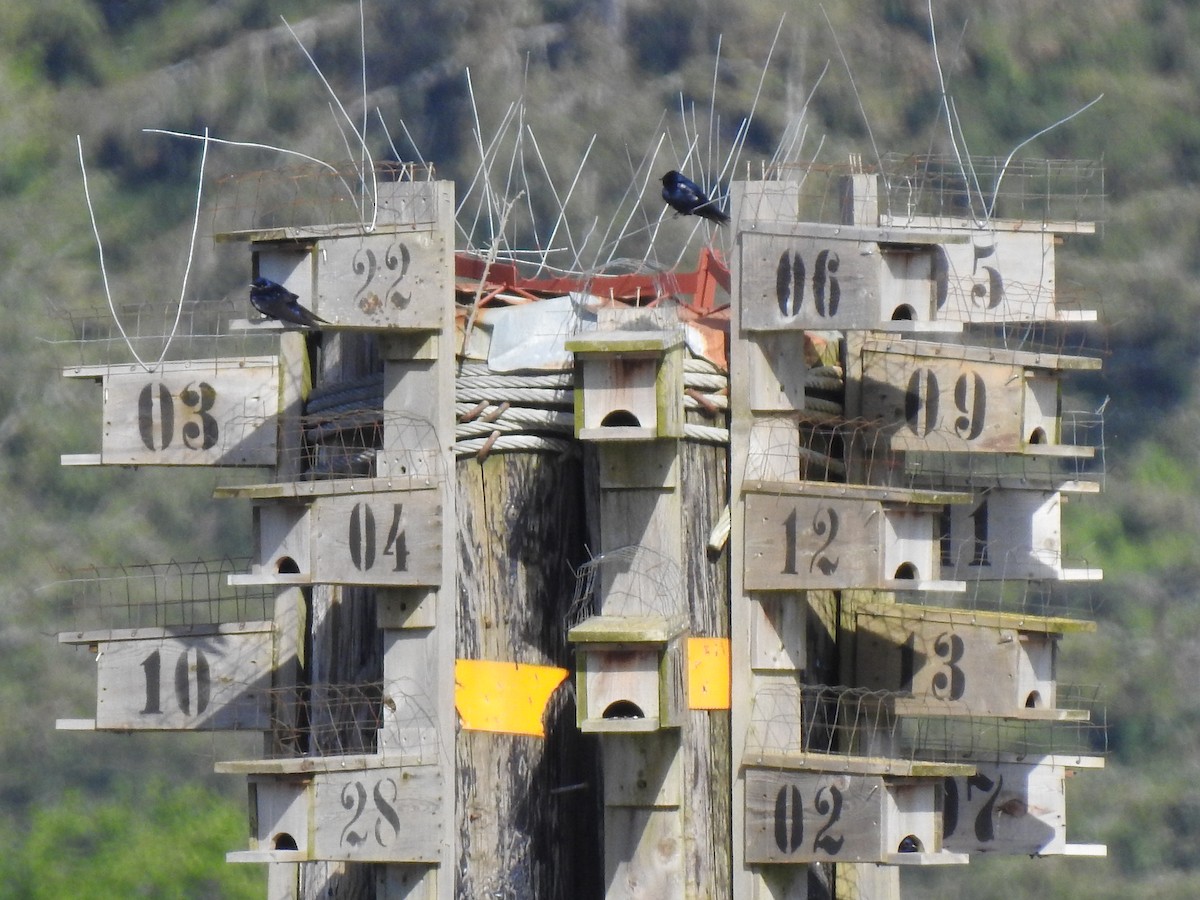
[
  {"xmin": 568, "ymin": 615, "xmax": 687, "ymax": 733},
  {"xmin": 941, "ymin": 485, "xmax": 1103, "ymax": 582},
  {"xmin": 736, "ymin": 172, "xmax": 1096, "ymax": 330},
  {"xmin": 60, "ymin": 357, "xmax": 280, "ymax": 468},
  {"xmin": 564, "ymin": 330, "xmax": 684, "ymax": 441},
  {"xmin": 744, "ymin": 766, "xmax": 970, "ymax": 866},
  {"xmin": 216, "ymin": 181, "xmax": 454, "ymax": 332},
  {"xmin": 218, "ymin": 757, "xmax": 443, "ymax": 864},
  {"xmin": 941, "ymin": 756, "xmax": 1106, "ymax": 857},
  {"xmin": 860, "ymin": 336, "xmax": 1101, "ymax": 455},
  {"xmin": 57, "ymin": 622, "xmax": 273, "ymax": 732},
  {"xmin": 852, "ymin": 603, "xmax": 1096, "ymax": 720},
  {"xmin": 742, "ymin": 480, "xmax": 969, "ymax": 592},
  {"xmin": 739, "ymin": 222, "xmax": 970, "ymax": 331},
  {"xmin": 219, "ymin": 479, "xmax": 443, "ymax": 588}
]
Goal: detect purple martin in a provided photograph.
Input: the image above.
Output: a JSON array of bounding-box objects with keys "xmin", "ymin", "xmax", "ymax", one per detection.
[
  {"xmin": 250, "ymin": 277, "xmax": 327, "ymax": 328},
  {"xmin": 660, "ymin": 170, "xmax": 729, "ymax": 225}
]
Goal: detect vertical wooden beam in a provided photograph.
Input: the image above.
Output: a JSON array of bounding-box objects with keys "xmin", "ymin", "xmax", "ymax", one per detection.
[{"xmin": 454, "ymin": 451, "xmax": 602, "ymax": 899}]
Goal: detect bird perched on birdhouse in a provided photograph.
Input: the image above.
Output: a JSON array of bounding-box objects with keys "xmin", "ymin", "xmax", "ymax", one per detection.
[
  {"xmin": 661, "ymin": 170, "xmax": 729, "ymax": 225},
  {"xmin": 249, "ymin": 277, "xmax": 327, "ymax": 328}
]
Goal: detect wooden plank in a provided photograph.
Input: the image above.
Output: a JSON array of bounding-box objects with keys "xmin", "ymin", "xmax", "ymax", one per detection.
[
  {"xmin": 310, "ymin": 488, "xmax": 442, "ymax": 586},
  {"xmin": 745, "ymin": 492, "xmax": 882, "ymax": 590},
  {"xmin": 604, "ymin": 807, "xmax": 685, "ymax": 896},
  {"xmin": 860, "ymin": 343, "xmax": 1087, "ymax": 454},
  {"xmin": 569, "ymin": 615, "xmax": 686, "ymax": 643},
  {"xmin": 853, "ymin": 613, "xmax": 1082, "ymax": 718},
  {"xmin": 314, "ymin": 227, "xmax": 450, "ymax": 331},
  {"xmin": 309, "ymin": 764, "xmax": 443, "ymax": 863},
  {"xmin": 744, "ymin": 479, "xmax": 968, "ymax": 506},
  {"xmin": 746, "ymin": 333, "xmax": 814, "ymax": 413},
  {"xmin": 750, "ymin": 596, "xmax": 806, "ymax": 673},
  {"xmin": 453, "ymin": 449, "xmax": 603, "ymax": 898},
  {"xmin": 863, "ymin": 336, "xmax": 1102, "ymax": 372},
  {"xmin": 743, "ymin": 752, "xmax": 974, "ymax": 778},
  {"xmin": 732, "ymin": 180, "xmax": 800, "ymax": 227},
  {"xmin": 744, "ymin": 770, "xmax": 891, "ymax": 864},
  {"xmin": 853, "ymin": 601, "xmax": 1095, "ymax": 636},
  {"xmin": 60, "ymin": 620, "xmax": 275, "ymax": 645},
  {"xmin": 92, "ymin": 627, "xmax": 273, "ymax": 730},
  {"xmin": 942, "ymin": 487, "xmax": 1102, "ymax": 582},
  {"xmin": 602, "ymin": 731, "xmax": 683, "ymax": 808},
  {"xmin": 940, "ymin": 758, "xmax": 1089, "ymax": 856},
  {"xmin": 738, "ymin": 224, "xmax": 975, "ymax": 331},
  {"xmin": 741, "ymin": 221, "xmax": 966, "ymax": 245},
  {"xmin": 932, "ymin": 230, "xmax": 1061, "ymax": 323},
  {"xmin": 214, "ymin": 475, "xmax": 438, "ymax": 500},
  {"xmin": 94, "ymin": 358, "xmax": 279, "ymax": 466},
  {"xmin": 886, "ymin": 213, "xmax": 1096, "ymax": 236}
]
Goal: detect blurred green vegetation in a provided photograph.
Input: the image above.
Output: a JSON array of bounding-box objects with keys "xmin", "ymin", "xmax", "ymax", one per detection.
[
  {"xmin": 0, "ymin": 779, "xmax": 263, "ymax": 898},
  {"xmin": 1, "ymin": 0, "xmax": 1198, "ymax": 896}
]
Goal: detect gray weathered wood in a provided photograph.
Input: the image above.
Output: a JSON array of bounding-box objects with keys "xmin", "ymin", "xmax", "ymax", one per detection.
[
  {"xmin": 64, "ymin": 357, "xmax": 280, "ymax": 466},
  {"xmin": 941, "ymin": 756, "xmax": 1105, "ymax": 856},
  {"xmin": 852, "ymin": 605, "xmax": 1093, "ymax": 719},
  {"xmin": 743, "ymin": 491, "xmax": 963, "ymax": 592},
  {"xmin": 859, "ymin": 337, "xmax": 1100, "ymax": 455},
  {"xmin": 744, "ymin": 769, "xmax": 965, "ymax": 866},
  {"xmin": 454, "ymin": 449, "xmax": 603, "ymax": 899},
  {"xmin": 63, "ymin": 622, "xmax": 273, "ymax": 730}
]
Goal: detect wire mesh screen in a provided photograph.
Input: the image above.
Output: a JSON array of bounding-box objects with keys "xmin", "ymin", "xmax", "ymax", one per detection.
[
  {"xmin": 745, "ymin": 684, "xmax": 907, "ymax": 761},
  {"xmin": 265, "ymin": 678, "xmax": 439, "ymax": 762},
  {"xmin": 50, "ymin": 558, "xmax": 273, "ymax": 633},
  {"xmin": 292, "ymin": 407, "xmax": 446, "ymax": 481},
  {"xmin": 567, "ymin": 545, "xmax": 686, "ymax": 627},
  {"xmin": 209, "ymin": 161, "xmax": 438, "ymax": 236},
  {"xmin": 744, "ymin": 683, "xmax": 1106, "ymax": 763},
  {"xmin": 879, "ymin": 155, "xmax": 1105, "ymax": 227},
  {"xmin": 763, "ymin": 156, "xmax": 1104, "ymax": 228},
  {"xmin": 48, "ymin": 299, "xmax": 279, "ymax": 371},
  {"xmin": 897, "ymin": 690, "xmax": 1107, "ymax": 761}
]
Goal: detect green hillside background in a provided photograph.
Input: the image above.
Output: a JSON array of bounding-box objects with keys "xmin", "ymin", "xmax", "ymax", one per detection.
[{"xmin": 1, "ymin": 1, "xmax": 1197, "ymax": 896}]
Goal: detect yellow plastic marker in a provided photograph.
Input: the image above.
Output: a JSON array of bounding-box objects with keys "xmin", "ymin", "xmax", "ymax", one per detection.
[
  {"xmin": 454, "ymin": 659, "xmax": 569, "ymax": 737},
  {"xmin": 687, "ymin": 637, "xmax": 731, "ymax": 710}
]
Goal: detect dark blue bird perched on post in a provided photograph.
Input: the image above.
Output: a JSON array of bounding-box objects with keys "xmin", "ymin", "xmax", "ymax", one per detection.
[
  {"xmin": 249, "ymin": 276, "xmax": 327, "ymax": 328},
  {"xmin": 660, "ymin": 170, "xmax": 729, "ymax": 225}
]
